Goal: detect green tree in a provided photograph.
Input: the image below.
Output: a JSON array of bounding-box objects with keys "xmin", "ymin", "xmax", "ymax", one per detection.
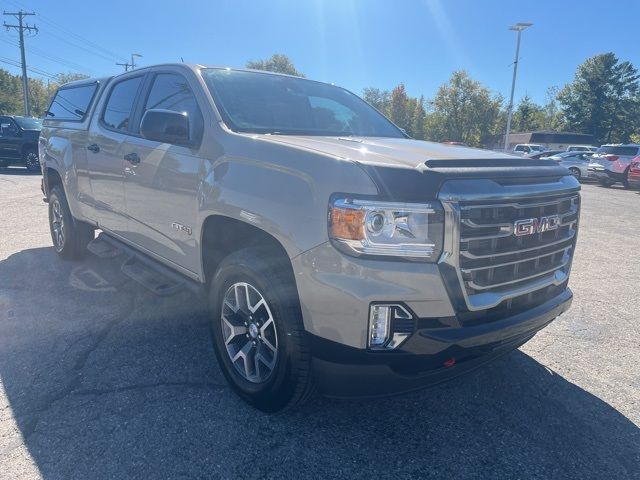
[
  {"xmin": 424, "ymin": 71, "xmax": 503, "ymax": 147},
  {"xmin": 411, "ymin": 95, "xmax": 426, "ymax": 140},
  {"xmin": 55, "ymin": 73, "xmax": 89, "ymax": 84},
  {"xmin": 246, "ymin": 54, "xmax": 304, "ymax": 77},
  {"xmin": 513, "ymin": 94, "xmax": 545, "ymax": 132},
  {"xmin": 558, "ymin": 53, "xmax": 640, "ymax": 143},
  {"xmin": 0, "ymin": 69, "xmax": 22, "ymax": 115},
  {"xmin": 542, "ymin": 86, "xmax": 565, "ymax": 131},
  {"xmin": 388, "ymin": 83, "xmax": 411, "ymax": 133},
  {"xmin": 362, "ymin": 87, "xmax": 390, "ymax": 114}
]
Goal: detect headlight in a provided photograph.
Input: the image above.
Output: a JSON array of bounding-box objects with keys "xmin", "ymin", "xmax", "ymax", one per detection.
[{"xmin": 328, "ymin": 198, "xmax": 444, "ymax": 260}]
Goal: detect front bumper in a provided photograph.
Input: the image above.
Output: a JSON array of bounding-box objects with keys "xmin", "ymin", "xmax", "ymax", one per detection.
[
  {"xmin": 628, "ymin": 173, "xmax": 640, "ymax": 188},
  {"xmin": 587, "ymin": 167, "xmax": 619, "ymax": 182},
  {"xmin": 312, "ymin": 288, "xmax": 572, "ymax": 398}
]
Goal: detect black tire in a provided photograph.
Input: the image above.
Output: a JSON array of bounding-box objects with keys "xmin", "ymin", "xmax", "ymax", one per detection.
[
  {"xmin": 48, "ymin": 185, "xmax": 94, "ymax": 259},
  {"xmin": 598, "ymin": 179, "xmax": 613, "ymax": 187},
  {"xmin": 568, "ymin": 167, "xmax": 581, "ymax": 181},
  {"xmin": 23, "ymin": 148, "xmax": 40, "ymax": 172},
  {"xmin": 208, "ymin": 247, "xmax": 314, "ymax": 412},
  {"xmin": 622, "ymin": 167, "xmax": 631, "ymax": 189}
]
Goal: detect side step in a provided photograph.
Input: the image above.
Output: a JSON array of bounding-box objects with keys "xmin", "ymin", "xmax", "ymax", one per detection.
[
  {"xmin": 121, "ymin": 256, "xmax": 184, "ymax": 296},
  {"xmin": 87, "ymin": 232, "xmax": 203, "ymax": 297},
  {"xmin": 87, "ymin": 235, "xmax": 124, "ymax": 258}
]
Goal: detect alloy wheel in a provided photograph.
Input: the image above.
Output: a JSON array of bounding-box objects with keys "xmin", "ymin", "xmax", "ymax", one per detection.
[
  {"xmin": 220, "ymin": 282, "xmax": 278, "ymax": 383},
  {"xmin": 25, "ymin": 152, "xmax": 39, "ymax": 171},
  {"xmin": 569, "ymin": 168, "xmax": 580, "ymax": 180},
  {"xmin": 51, "ymin": 199, "xmax": 65, "ymax": 252}
]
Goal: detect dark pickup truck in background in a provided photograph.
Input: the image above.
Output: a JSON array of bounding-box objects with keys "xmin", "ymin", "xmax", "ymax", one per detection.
[{"xmin": 0, "ymin": 115, "xmax": 42, "ymax": 172}]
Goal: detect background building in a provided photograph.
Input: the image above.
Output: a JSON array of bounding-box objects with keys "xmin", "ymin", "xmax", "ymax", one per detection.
[{"xmin": 493, "ymin": 131, "xmax": 597, "ymax": 150}]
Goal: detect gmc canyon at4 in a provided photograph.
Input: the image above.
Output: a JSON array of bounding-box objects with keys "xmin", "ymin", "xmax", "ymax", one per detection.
[{"xmin": 40, "ymin": 64, "xmax": 580, "ymax": 412}]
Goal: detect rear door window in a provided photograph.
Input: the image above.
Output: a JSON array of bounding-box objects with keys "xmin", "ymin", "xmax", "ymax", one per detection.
[
  {"xmin": 46, "ymin": 83, "xmax": 97, "ymax": 121},
  {"xmin": 102, "ymin": 76, "xmax": 144, "ymax": 132}
]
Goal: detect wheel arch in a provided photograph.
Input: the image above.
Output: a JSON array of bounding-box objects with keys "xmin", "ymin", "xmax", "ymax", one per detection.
[
  {"xmin": 21, "ymin": 142, "xmax": 38, "ymax": 156},
  {"xmin": 200, "ymin": 215, "xmax": 296, "ymax": 287},
  {"xmin": 45, "ymin": 167, "xmax": 63, "ymax": 194}
]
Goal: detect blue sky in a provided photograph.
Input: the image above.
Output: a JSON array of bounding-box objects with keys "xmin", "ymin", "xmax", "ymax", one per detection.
[{"xmin": 1, "ymin": 0, "xmax": 639, "ymax": 104}]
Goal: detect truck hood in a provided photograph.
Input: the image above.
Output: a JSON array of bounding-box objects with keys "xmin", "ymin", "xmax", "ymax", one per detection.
[
  {"xmin": 250, "ymin": 134, "xmax": 573, "ymax": 202},
  {"xmin": 253, "ymin": 135, "xmax": 517, "ymax": 168}
]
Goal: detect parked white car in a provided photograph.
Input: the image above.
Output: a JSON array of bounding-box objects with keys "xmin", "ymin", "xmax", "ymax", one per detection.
[
  {"xmin": 566, "ymin": 145, "xmax": 597, "ymax": 153},
  {"xmin": 547, "ymin": 151, "xmax": 592, "ymax": 181},
  {"xmin": 513, "ymin": 144, "xmax": 545, "ymax": 155}
]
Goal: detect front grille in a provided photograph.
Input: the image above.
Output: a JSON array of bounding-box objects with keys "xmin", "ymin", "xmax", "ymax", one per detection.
[{"xmin": 439, "ymin": 177, "xmax": 580, "ymax": 317}]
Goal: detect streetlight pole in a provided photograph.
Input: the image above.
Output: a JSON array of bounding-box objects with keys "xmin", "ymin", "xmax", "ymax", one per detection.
[{"xmin": 504, "ymin": 22, "xmax": 532, "ymax": 152}]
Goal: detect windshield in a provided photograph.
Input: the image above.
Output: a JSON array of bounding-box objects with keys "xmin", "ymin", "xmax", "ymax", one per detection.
[
  {"xmin": 202, "ymin": 69, "xmax": 404, "ymax": 137},
  {"xmin": 596, "ymin": 145, "xmax": 639, "ymax": 156},
  {"xmin": 14, "ymin": 117, "xmax": 42, "ymax": 130}
]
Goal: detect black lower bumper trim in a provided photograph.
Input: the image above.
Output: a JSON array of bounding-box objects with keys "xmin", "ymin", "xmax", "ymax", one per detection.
[{"xmin": 311, "ymin": 289, "xmax": 572, "ymax": 398}]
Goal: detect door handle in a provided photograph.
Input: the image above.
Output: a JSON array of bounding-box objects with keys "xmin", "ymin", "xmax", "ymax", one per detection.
[
  {"xmin": 87, "ymin": 143, "xmax": 100, "ymax": 153},
  {"xmin": 124, "ymin": 152, "xmax": 140, "ymax": 164}
]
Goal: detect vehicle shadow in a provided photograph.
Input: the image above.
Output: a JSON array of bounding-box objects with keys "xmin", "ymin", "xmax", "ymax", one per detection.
[
  {"xmin": 0, "ymin": 247, "xmax": 638, "ymax": 479},
  {"xmin": 0, "ymin": 166, "xmax": 40, "ymax": 176}
]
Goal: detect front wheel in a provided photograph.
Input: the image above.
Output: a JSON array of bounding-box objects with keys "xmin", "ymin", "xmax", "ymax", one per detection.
[
  {"xmin": 23, "ymin": 148, "xmax": 40, "ymax": 172},
  {"xmin": 208, "ymin": 247, "xmax": 314, "ymax": 412},
  {"xmin": 568, "ymin": 167, "xmax": 581, "ymax": 181},
  {"xmin": 48, "ymin": 185, "xmax": 94, "ymax": 259}
]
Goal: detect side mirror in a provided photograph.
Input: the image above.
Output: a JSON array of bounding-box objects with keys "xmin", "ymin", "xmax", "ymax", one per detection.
[{"xmin": 140, "ymin": 109, "xmax": 191, "ymax": 146}]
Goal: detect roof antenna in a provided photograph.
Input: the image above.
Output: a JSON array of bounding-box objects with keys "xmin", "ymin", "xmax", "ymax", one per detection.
[{"xmin": 181, "ymin": 56, "xmax": 184, "ymax": 63}]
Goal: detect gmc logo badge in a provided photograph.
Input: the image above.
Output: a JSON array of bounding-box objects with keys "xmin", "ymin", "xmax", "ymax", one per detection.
[{"xmin": 514, "ymin": 215, "xmax": 560, "ymax": 236}]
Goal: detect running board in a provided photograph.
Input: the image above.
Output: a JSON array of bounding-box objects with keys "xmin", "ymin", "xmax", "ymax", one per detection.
[
  {"xmin": 87, "ymin": 235, "xmax": 124, "ymax": 258},
  {"xmin": 121, "ymin": 256, "xmax": 184, "ymax": 296},
  {"xmin": 88, "ymin": 232, "xmax": 203, "ymax": 297}
]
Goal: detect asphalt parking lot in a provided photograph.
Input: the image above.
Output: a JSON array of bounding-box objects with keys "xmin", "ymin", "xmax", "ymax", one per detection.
[{"xmin": 0, "ymin": 168, "xmax": 638, "ymax": 479}]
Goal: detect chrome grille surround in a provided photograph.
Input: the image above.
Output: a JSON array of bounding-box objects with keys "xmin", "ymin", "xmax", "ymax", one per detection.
[{"xmin": 438, "ymin": 176, "xmax": 580, "ymax": 312}]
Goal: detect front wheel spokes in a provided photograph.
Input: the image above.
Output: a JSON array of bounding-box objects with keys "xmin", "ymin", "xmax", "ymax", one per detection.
[
  {"xmin": 231, "ymin": 341, "xmax": 254, "ymax": 379},
  {"xmin": 222, "ymin": 316, "xmax": 247, "ymax": 345},
  {"xmin": 221, "ymin": 282, "xmax": 279, "ymax": 383},
  {"xmin": 259, "ymin": 318, "xmax": 277, "ymax": 354}
]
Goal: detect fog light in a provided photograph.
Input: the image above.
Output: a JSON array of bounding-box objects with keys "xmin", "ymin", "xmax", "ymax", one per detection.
[
  {"xmin": 368, "ymin": 304, "xmax": 414, "ymax": 349},
  {"xmin": 369, "ymin": 305, "xmax": 391, "ymax": 347}
]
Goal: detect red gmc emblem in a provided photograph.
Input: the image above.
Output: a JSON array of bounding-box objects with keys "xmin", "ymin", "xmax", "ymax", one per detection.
[{"xmin": 513, "ymin": 215, "xmax": 560, "ymax": 236}]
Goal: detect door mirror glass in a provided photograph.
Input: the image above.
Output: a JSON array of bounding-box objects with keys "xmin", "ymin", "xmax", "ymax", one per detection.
[{"xmin": 140, "ymin": 109, "xmax": 191, "ymax": 146}]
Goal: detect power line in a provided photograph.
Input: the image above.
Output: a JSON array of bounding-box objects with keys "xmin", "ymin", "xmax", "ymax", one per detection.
[
  {"xmin": 0, "ymin": 55, "xmax": 57, "ymax": 79},
  {"xmin": 3, "ymin": 10, "xmax": 38, "ymax": 116},
  {"xmin": 39, "ymin": 29, "xmax": 123, "ymax": 64},
  {"xmin": 6, "ymin": 0, "xmax": 127, "ymax": 63},
  {"xmin": 0, "ymin": 36, "xmax": 92, "ymax": 74}
]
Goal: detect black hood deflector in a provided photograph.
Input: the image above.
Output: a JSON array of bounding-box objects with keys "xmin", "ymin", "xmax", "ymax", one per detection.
[{"xmin": 356, "ymin": 158, "xmax": 570, "ymax": 202}]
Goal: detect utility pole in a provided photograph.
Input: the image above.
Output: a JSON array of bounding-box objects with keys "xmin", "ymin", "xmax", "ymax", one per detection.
[
  {"xmin": 116, "ymin": 61, "xmax": 131, "ymax": 72},
  {"xmin": 504, "ymin": 22, "xmax": 532, "ymax": 152},
  {"xmin": 130, "ymin": 53, "xmax": 142, "ymax": 70},
  {"xmin": 3, "ymin": 10, "xmax": 38, "ymax": 117}
]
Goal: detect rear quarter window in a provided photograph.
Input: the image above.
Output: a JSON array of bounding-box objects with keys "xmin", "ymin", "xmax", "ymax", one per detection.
[{"xmin": 46, "ymin": 83, "xmax": 98, "ymax": 121}]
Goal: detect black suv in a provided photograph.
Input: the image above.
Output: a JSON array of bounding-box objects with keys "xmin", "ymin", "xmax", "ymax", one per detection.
[{"xmin": 0, "ymin": 115, "xmax": 42, "ymax": 172}]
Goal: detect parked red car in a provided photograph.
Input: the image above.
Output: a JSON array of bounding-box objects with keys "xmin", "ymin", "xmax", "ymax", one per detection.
[{"xmin": 628, "ymin": 157, "xmax": 640, "ymax": 189}]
